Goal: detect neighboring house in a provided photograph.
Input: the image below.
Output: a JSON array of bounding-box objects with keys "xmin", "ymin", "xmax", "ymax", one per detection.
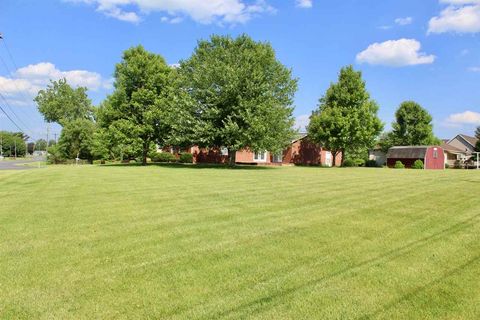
[
  {"xmin": 440, "ymin": 142, "xmax": 467, "ymax": 167},
  {"xmin": 446, "ymin": 134, "xmax": 478, "ymax": 157},
  {"xmin": 368, "ymin": 147, "xmax": 386, "ymax": 167},
  {"xmin": 386, "ymin": 146, "xmax": 445, "ymax": 169},
  {"xmin": 282, "ymin": 135, "xmax": 341, "ymax": 166}
]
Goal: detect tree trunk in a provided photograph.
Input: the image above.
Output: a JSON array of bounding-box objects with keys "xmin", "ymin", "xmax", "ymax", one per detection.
[
  {"xmin": 332, "ymin": 150, "xmax": 337, "ymax": 167},
  {"xmin": 340, "ymin": 149, "xmax": 345, "ymax": 167},
  {"xmin": 142, "ymin": 141, "xmax": 148, "ymax": 166},
  {"xmin": 228, "ymin": 149, "xmax": 236, "ymax": 166}
]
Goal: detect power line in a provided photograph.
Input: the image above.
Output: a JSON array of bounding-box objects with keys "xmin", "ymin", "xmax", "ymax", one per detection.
[
  {"xmin": 0, "ymin": 91, "xmax": 31, "ymax": 134},
  {"xmin": 0, "ymin": 102, "xmax": 25, "ymax": 133}
]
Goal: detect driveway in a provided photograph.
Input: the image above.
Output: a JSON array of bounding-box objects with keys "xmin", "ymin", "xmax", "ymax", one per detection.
[{"xmin": 0, "ymin": 157, "xmax": 45, "ymax": 170}]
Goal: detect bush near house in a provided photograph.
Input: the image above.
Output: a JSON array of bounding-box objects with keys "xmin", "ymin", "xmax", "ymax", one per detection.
[
  {"xmin": 412, "ymin": 159, "xmax": 424, "ymax": 169},
  {"xmin": 342, "ymin": 159, "xmax": 356, "ymax": 167},
  {"xmin": 150, "ymin": 152, "xmax": 177, "ymax": 163},
  {"xmin": 394, "ymin": 161, "xmax": 405, "ymax": 169},
  {"xmin": 179, "ymin": 153, "xmax": 193, "ymax": 163},
  {"xmin": 365, "ymin": 160, "xmax": 379, "ymax": 167}
]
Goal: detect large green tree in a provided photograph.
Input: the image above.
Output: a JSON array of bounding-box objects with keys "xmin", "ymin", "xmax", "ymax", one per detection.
[
  {"xmin": 308, "ymin": 66, "xmax": 383, "ymax": 166},
  {"xmin": 380, "ymin": 101, "xmax": 439, "ymax": 151},
  {"xmin": 179, "ymin": 34, "xmax": 298, "ymax": 165},
  {"xmin": 97, "ymin": 45, "xmax": 181, "ymax": 165},
  {"xmin": 58, "ymin": 119, "xmax": 96, "ymax": 160},
  {"xmin": 0, "ymin": 131, "xmax": 27, "ymax": 157},
  {"xmin": 34, "ymin": 78, "xmax": 93, "ymax": 126},
  {"xmin": 35, "ymin": 139, "xmax": 47, "ymax": 151},
  {"xmin": 34, "ymin": 79, "xmax": 96, "ymax": 161}
]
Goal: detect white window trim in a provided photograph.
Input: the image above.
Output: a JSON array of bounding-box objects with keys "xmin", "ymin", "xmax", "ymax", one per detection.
[{"xmin": 253, "ymin": 151, "xmax": 268, "ymax": 162}]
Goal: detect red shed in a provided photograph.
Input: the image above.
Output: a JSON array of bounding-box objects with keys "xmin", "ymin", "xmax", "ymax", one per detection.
[{"xmin": 386, "ymin": 146, "xmax": 445, "ymax": 169}]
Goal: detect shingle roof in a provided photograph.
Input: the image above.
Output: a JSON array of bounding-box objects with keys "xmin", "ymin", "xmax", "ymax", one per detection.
[
  {"xmin": 459, "ymin": 134, "xmax": 478, "ymax": 147},
  {"xmin": 440, "ymin": 142, "xmax": 465, "ymax": 154},
  {"xmin": 387, "ymin": 146, "xmax": 429, "ymax": 159}
]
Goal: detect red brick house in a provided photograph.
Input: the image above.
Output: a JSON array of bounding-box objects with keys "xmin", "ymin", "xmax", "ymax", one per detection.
[
  {"xmin": 185, "ymin": 135, "xmax": 341, "ymax": 166},
  {"xmin": 386, "ymin": 146, "xmax": 445, "ymax": 169}
]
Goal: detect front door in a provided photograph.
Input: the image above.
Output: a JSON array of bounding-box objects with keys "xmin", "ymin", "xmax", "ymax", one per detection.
[{"xmin": 325, "ymin": 152, "xmax": 332, "ymax": 167}]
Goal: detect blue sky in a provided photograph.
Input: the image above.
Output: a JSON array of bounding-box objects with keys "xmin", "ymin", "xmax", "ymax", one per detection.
[{"xmin": 1, "ymin": 0, "xmax": 480, "ymax": 141}]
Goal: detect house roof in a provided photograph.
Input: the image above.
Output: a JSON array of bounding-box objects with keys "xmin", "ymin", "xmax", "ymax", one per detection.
[
  {"xmin": 440, "ymin": 142, "xmax": 465, "ymax": 154},
  {"xmin": 447, "ymin": 134, "xmax": 478, "ymax": 148},
  {"xmin": 459, "ymin": 134, "xmax": 478, "ymax": 147},
  {"xmin": 387, "ymin": 146, "xmax": 437, "ymax": 159},
  {"xmin": 291, "ymin": 133, "xmax": 308, "ymax": 143}
]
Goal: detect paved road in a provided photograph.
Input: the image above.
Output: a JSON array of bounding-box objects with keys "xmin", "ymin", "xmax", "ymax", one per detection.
[{"xmin": 0, "ymin": 158, "xmax": 45, "ymax": 170}]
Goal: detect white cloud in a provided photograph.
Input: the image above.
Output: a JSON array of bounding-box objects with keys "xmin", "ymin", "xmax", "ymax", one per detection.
[
  {"xmin": 468, "ymin": 66, "xmax": 480, "ymax": 71},
  {"xmin": 294, "ymin": 114, "xmax": 310, "ymax": 132},
  {"xmin": 65, "ymin": 0, "xmax": 276, "ymax": 25},
  {"xmin": 446, "ymin": 110, "xmax": 480, "ymax": 124},
  {"xmin": 356, "ymin": 39, "xmax": 436, "ymax": 67},
  {"xmin": 429, "ymin": 1, "xmax": 480, "ymax": 34},
  {"xmin": 296, "ymin": 0, "xmax": 312, "ymax": 8},
  {"xmin": 0, "ymin": 62, "xmax": 110, "ymax": 106},
  {"xmin": 395, "ymin": 17, "xmax": 413, "ymax": 25}
]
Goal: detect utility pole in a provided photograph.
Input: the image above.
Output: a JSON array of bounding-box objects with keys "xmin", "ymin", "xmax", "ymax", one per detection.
[
  {"xmin": 14, "ymin": 139, "xmax": 17, "ymax": 159},
  {"xmin": 54, "ymin": 133, "xmax": 57, "ymax": 144},
  {"xmin": 46, "ymin": 124, "xmax": 50, "ymax": 154}
]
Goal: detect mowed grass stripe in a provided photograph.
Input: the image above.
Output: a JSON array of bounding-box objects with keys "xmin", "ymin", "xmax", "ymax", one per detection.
[{"xmin": 0, "ymin": 166, "xmax": 479, "ymax": 319}]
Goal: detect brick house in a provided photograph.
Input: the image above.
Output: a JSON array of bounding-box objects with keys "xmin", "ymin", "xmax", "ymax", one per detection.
[{"xmin": 182, "ymin": 134, "xmax": 341, "ymax": 166}]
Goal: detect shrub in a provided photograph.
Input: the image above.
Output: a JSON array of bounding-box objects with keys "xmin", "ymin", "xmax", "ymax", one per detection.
[
  {"xmin": 365, "ymin": 160, "xmax": 379, "ymax": 167},
  {"xmin": 445, "ymin": 163, "xmax": 450, "ymax": 169},
  {"xmin": 179, "ymin": 153, "xmax": 193, "ymax": 163},
  {"xmin": 412, "ymin": 159, "xmax": 424, "ymax": 169},
  {"xmin": 151, "ymin": 152, "xmax": 177, "ymax": 163},
  {"xmin": 342, "ymin": 159, "xmax": 356, "ymax": 167},
  {"xmin": 394, "ymin": 161, "xmax": 405, "ymax": 169}
]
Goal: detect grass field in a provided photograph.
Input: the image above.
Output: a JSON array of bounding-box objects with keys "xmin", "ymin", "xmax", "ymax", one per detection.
[{"xmin": 1, "ymin": 164, "xmax": 479, "ymax": 319}]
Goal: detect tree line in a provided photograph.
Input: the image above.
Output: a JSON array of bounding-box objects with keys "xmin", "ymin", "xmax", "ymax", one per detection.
[{"xmin": 33, "ymin": 34, "xmax": 444, "ymax": 167}]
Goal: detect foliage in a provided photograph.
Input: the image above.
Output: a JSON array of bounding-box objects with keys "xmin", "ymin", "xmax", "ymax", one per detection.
[
  {"xmin": 97, "ymin": 45, "xmax": 183, "ymax": 165},
  {"xmin": 381, "ymin": 101, "xmax": 439, "ymax": 151},
  {"xmin": 34, "ymin": 78, "xmax": 93, "ymax": 126},
  {"xmin": 179, "ymin": 153, "xmax": 193, "ymax": 163},
  {"xmin": 394, "ymin": 161, "xmax": 405, "ymax": 169},
  {"xmin": 412, "ymin": 159, "xmax": 424, "ymax": 169},
  {"xmin": 150, "ymin": 152, "xmax": 177, "ymax": 163},
  {"xmin": 308, "ymin": 66, "xmax": 383, "ymax": 166},
  {"xmin": 365, "ymin": 159, "xmax": 379, "ymax": 167},
  {"xmin": 57, "ymin": 119, "xmax": 96, "ymax": 160},
  {"xmin": 46, "ymin": 144, "xmax": 66, "ymax": 164},
  {"xmin": 445, "ymin": 163, "xmax": 450, "ymax": 169},
  {"xmin": 179, "ymin": 34, "xmax": 298, "ymax": 165},
  {"xmin": 35, "ymin": 139, "xmax": 48, "ymax": 151},
  {"xmin": 342, "ymin": 159, "xmax": 356, "ymax": 167},
  {"xmin": 0, "ymin": 131, "xmax": 27, "ymax": 157},
  {"xmin": 35, "ymin": 78, "xmax": 96, "ymax": 161}
]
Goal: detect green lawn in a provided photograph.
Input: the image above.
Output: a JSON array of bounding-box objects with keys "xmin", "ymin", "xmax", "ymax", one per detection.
[{"xmin": 1, "ymin": 165, "xmax": 479, "ymax": 319}]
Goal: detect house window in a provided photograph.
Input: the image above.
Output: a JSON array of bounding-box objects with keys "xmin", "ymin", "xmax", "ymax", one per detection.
[
  {"xmin": 253, "ymin": 151, "xmax": 267, "ymax": 162},
  {"xmin": 272, "ymin": 153, "xmax": 283, "ymax": 163},
  {"xmin": 433, "ymin": 148, "xmax": 438, "ymax": 159},
  {"xmin": 220, "ymin": 147, "xmax": 228, "ymax": 156}
]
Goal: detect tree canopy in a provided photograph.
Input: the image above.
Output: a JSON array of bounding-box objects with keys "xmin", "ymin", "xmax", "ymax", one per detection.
[
  {"xmin": 308, "ymin": 65, "xmax": 383, "ymax": 166},
  {"xmin": 0, "ymin": 131, "xmax": 27, "ymax": 157},
  {"xmin": 34, "ymin": 78, "xmax": 93, "ymax": 126},
  {"xmin": 380, "ymin": 101, "xmax": 439, "ymax": 152},
  {"xmin": 97, "ymin": 45, "xmax": 181, "ymax": 165},
  {"xmin": 179, "ymin": 34, "xmax": 298, "ymax": 165}
]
